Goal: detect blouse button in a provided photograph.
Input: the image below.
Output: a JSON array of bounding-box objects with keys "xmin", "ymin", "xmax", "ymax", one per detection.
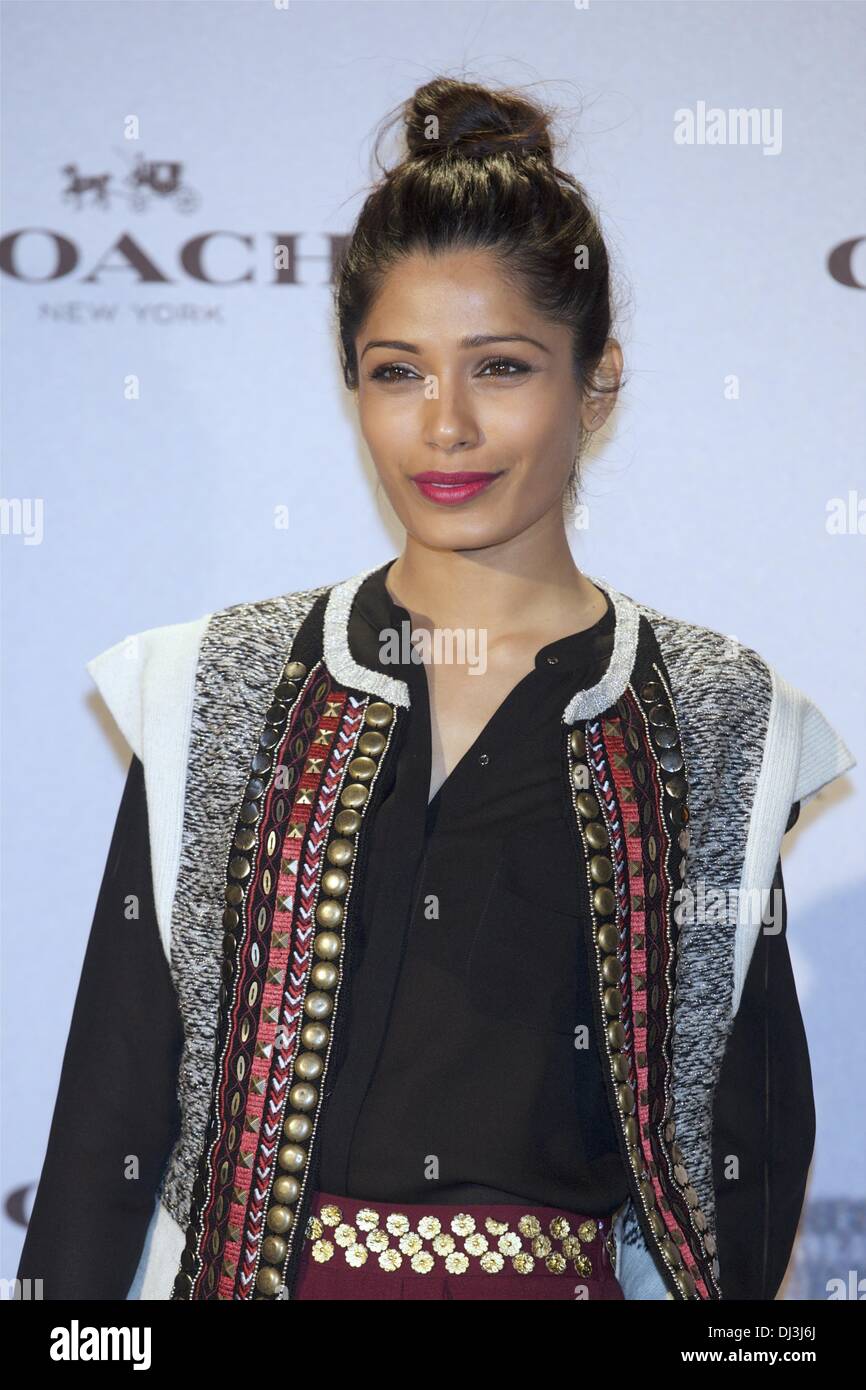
[
  {"xmin": 546, "ymin": 655, "xmax": 558, "ymax": 664},
  {"xmin": 479, "ymin": 753, "xmax": 489, "ymax": 766}
]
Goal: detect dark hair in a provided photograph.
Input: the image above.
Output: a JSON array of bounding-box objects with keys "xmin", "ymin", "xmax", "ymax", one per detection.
[{"xmin": 334, "ymin": 75, "xmax": 622, "ymax": 511}]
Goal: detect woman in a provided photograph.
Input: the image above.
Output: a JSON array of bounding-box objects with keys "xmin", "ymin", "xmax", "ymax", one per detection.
[{"xmin": 18, "ymin": 77, "xmax": 854, "ymax": 1302}]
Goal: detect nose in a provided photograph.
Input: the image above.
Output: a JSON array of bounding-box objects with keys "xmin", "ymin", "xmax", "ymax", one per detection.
[{"xmin": 422, "ymin": 378, "xmax": 481, "ymax": 452}]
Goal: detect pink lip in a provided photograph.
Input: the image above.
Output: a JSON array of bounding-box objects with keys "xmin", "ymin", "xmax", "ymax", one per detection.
[{"xmin": 410, "ymin": 470, "xmax": 504, "ymax": 505}]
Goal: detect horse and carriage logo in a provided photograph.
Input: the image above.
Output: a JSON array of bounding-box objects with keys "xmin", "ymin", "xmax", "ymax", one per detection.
[{"xmin": 60, "ymin": 149, "xmax": 201, "ymax": 213}]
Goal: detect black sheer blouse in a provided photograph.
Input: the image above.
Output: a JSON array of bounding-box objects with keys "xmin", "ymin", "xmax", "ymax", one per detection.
[{"xmin": 314, "ymin": 560, "xmax": 629, "ymax": 1212}]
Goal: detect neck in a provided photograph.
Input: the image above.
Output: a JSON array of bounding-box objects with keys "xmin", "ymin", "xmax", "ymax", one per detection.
[{"xmin": 384, "ymin": 528, "xmax": 607, "ymax": 648}]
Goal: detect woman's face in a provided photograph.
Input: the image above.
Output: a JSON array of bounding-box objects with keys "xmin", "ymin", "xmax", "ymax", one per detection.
[{"xmin": 354, "ymin": 247, "xmax": 617, "ymax": 552}]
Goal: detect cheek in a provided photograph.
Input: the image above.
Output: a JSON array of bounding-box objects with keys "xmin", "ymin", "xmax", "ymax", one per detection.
[
  {"xmin": 502, "ymin": 390, "xmax": 574, "ymax": 451},
  {"xmin": 482, "ymin": 379, "xmax": 580, "ymax": 476},
  {"xmin": 495, "ymin": 408, "xmax": 577, "ymax": 501},
  {"xmin": 357, "ymin": 395, "xmax": 417, "ymax": 467}
]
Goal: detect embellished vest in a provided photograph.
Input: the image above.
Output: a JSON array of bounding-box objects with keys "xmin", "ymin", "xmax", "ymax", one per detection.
[{"xmin": 84, "ymin": 562, "xmax": 856, "ymax": 1301}]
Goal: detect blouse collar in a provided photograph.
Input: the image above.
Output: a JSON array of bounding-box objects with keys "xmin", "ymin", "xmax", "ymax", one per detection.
[{"xmin": 322, "ymin": 558, "xmax": 641, "ymax": 724}]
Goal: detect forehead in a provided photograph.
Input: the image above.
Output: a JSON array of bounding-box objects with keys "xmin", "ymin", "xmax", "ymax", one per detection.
[{"xmin": 361, "ymin": 248, "xmax": 552, "ymax": 339}]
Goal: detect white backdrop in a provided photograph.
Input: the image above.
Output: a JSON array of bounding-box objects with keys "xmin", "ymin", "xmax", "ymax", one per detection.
[{"xmin": 2, "ymin": 0, "xmax": 864, "ymax": 1299}]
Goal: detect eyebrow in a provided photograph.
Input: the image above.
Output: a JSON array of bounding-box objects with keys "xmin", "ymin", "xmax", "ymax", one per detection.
[{"xmin": 359, "ymin": 333, "xmax": 552, "ymax": 360}]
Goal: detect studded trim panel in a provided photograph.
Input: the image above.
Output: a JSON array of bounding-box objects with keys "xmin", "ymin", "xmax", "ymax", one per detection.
[
  {"xmin": 565, "ymin": 635, "xmax": 721, "ymax": 1299},
  {"xmin": 172, "ymin": 651, "xmax": 400, "ymax": 1299},
  {"xmin": 158, "ymin": 584, "xmax": 330, "ymax": 1230},
  {"xmin": 630, "ymin": 602, "xmax": 774, "ymax": 1277}
]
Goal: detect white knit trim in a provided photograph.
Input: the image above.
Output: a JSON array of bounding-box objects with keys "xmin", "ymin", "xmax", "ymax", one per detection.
[
  {"xmin": 794, "ymin": 686, "xmax": 857, "ymax": 805},
  {"xmin": 125, "ymin": 1196, "xmax": 186, "ymax": 1300},
  {"xmin": 562, "ymin": 574, "xmax": 642, "ymax": 723},
  {"xmin": 733, "ymin": 668, "xmax": 856, "ymax": 1013},
  {"xmin": 323, "ymin": 565, "xmax": 411, "ymax": 707},
  {"xmin": 86, "ymin": 615, "xmax": 210, "ymax": 965},
  {"xmin": 323, "ymin": 563, "xmax": 641, "ymax": 721}
]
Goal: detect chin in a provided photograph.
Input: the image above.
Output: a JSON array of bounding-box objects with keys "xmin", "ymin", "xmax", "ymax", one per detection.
[{"xmin": 405, "ymin": 513, "xmax": 527, "ymax": 554}]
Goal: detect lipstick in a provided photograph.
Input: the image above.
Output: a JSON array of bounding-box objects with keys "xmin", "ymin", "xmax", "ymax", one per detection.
[{"xmin": 410, "ymin": 470, "xmax": 503, "ymax": 506}]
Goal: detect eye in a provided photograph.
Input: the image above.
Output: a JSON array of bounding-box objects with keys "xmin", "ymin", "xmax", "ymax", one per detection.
[
  {"xmin": 478, "ymin": 356, "xmax": 532, "ymax": 378},
  {"xmin": 368, "ymin": 362, "xmax": 419, "ymax": 383}
]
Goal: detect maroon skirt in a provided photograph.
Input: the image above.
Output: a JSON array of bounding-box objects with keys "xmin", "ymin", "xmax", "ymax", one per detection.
[{"xmin": 292, "ymin": 1188, "xmax": 625, "ymax": 1300}]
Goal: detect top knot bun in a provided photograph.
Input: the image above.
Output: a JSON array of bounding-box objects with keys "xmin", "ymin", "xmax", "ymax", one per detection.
[{"xmin": 403, "ymin": 77, "xmax": 555, "ymax": 165}]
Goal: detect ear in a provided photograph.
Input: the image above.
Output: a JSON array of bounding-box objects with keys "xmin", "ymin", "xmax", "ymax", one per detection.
[{"xmin": 580, "ymin": 338, "xmax": 623, "ymax": 432}]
